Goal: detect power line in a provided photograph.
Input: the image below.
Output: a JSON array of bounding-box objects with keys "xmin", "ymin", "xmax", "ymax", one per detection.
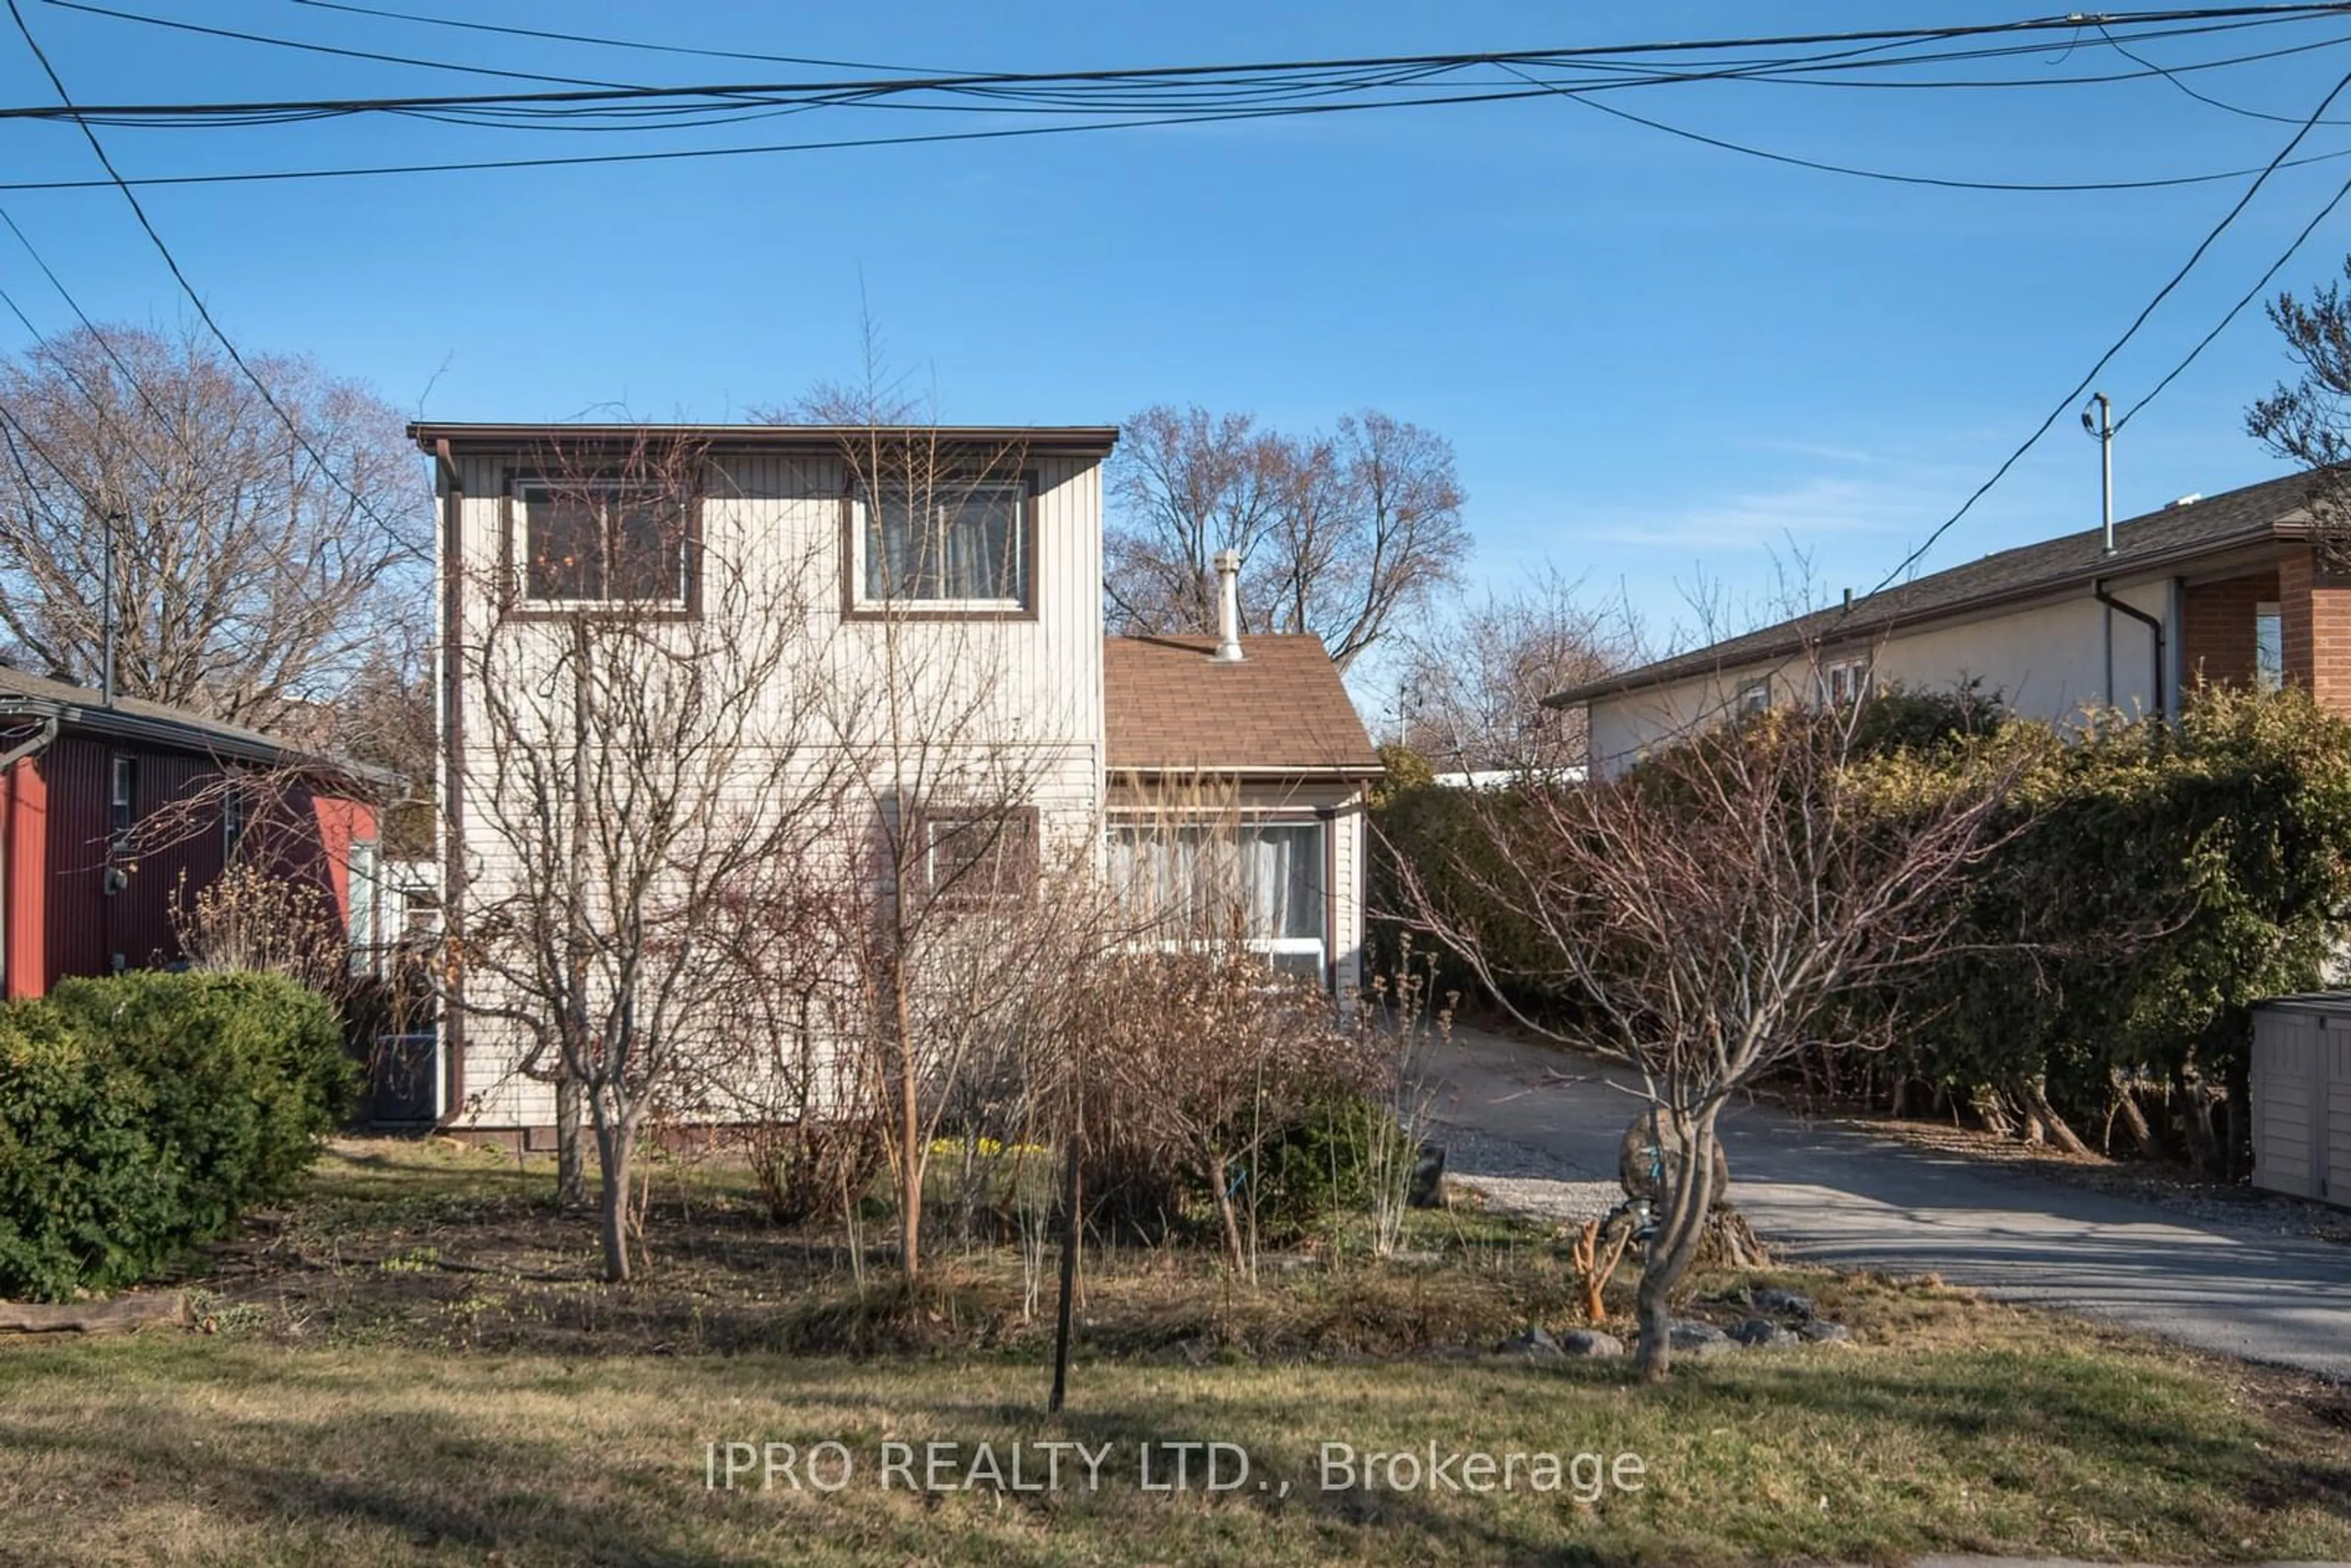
[
  {"xmin": 2118, "ymin": 171, "xmax": 2351, "ymax": 427},
  {"xmin": 1507, "ymin": 56, "xmax": 2351, "ymax": 192},
  {"xmin": 285, "ymin": 0, "xmax": 953, "ymax": 76},
  {"xmin": 1850, "ymin": 58, "xmax": 2351, "ymax": 604},
  {"xmin": 48, "ymin": 0, "xmax": 646, "ymax": 91},
  {"xmin": 4, "ymin": 0, "xmax": 424, "ymax": 563},
  {"xmin": 12, "ymin": 3, "xmax": 2349, "ymax": 124},
  {"xmin": 7, "ymin": 79, "xmax": 2351, "ymax": 197}
]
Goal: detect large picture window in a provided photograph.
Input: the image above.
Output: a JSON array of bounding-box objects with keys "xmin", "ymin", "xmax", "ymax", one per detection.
[
  {"xmin": 1108, "ymin": 820, "xmax": 1327, "ymax": 980},
  {"xmin": 515, "ymin": 479, "xmax": 693, "ymax": 607},
  {"xmin": 857, "ymin": 478, "xmax": 1030, "ymax": 609}
]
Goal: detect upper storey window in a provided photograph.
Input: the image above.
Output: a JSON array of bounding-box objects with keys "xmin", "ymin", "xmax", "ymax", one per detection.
[
  {"xmin": 851, "ymin": 476, "xmax": 1033, "ymax": 615},
  {"xmin": 515, "ymin": 478, "xmax": 694, "ymax": 609}
]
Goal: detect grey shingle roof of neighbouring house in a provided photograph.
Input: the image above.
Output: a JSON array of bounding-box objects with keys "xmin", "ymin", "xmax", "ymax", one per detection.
[
  {"xmin": 1545, "ymin": 470, "xmax": 2320, "ymax": 707},
  {"xmin": 0, "ymin": 665, "xmax": 396, "ymax": 788}
]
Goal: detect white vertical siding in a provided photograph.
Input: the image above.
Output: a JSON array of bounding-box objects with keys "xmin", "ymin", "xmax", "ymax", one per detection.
[{"xmin": 439, "ymin": 442, "xmax": 1107, "ymax": 1131}]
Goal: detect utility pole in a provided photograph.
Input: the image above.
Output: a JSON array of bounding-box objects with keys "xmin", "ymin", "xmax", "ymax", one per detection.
[
  {"xmin": 100, "ymin": 509, "xmax": 120, "ymax": 706},
  {"xmin": 2083, "ymin": 392, "xmax": 2115, "ymax": 553},
  {"xmin": 2083, "ymin": 394, "xmax": 2115, "ymax": 708}
]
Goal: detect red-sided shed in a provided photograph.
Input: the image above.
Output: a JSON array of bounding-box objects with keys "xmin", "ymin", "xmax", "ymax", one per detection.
[{"xmin": 0, "ymin": 667, "xmax": 391, "ymax": 998}]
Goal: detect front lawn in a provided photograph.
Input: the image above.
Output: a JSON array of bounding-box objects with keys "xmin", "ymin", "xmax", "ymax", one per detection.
[{"xmin": 1, "ymin": 1139, "xmax": 2345, "ymax": 1566}]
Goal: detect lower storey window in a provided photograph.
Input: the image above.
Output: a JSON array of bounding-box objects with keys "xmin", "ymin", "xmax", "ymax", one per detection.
[{"xmin": 1108, "ymin": 820, "xmax": 1327, "ymax": 980}]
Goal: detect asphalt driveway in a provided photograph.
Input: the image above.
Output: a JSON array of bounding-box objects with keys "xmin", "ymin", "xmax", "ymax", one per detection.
[{"xmin": 1427, "ymin": 1026, "xmax": 2351, "ymax": 1382}]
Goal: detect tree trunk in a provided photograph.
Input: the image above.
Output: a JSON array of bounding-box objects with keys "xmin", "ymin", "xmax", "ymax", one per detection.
[
  {"xmin": 2109, "ymin": 1074, "xmax": 2156, "ymax": 1154},
  {"xmin": 596, "ymin": 1116, "xmax": 634, "ymax": 1283},
  {"xmin": 2222, "ymin": 1053, "xmax": 2253, "ymax": 1180},
  {"xmin": 893, "ymin": 963, "xmax": 923, "ymax": 1283},
  {"xmin": 1632, "ymin": 1104, "xmax": 1720, "ymax": 1383},
  {"xmin": 1209, "ymin": 1154, "xmax": 1247, "ymax": 1278},
  {"xmin": 1633, "ymin": 1266, "xmax": 1673, "ymax": 1381},
  {"xmin": 554, "ymin": 1074, "xmax": 586, "ymax": 1210},
  {"xmin": 2024, "ymin": 1079, "xmax": 2091, "ymax": 1156}
]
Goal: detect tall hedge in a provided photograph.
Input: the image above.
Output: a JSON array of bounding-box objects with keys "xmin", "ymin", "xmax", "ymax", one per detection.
[
  {"xmin": 1849, "ymin": 683, "xmax": 2351, "ymax": 1162},
  {"xmin": 0, "ymin": 971, "xmax": 354, "ymax": 1300}
]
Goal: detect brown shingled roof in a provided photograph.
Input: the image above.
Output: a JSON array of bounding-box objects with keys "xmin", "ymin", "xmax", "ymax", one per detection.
[{"xmin": 1104, "ymin": 634, "xmax": 1381, "ymax": 776}]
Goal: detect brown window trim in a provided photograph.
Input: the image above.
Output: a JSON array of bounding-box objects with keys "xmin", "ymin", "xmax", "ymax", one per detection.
[
  {"xmin": 909, "ymin": 802, "xmax": 1040, "ymax": 908},
  {"xmin": 497, "ymin": 465, "xmax": 705, "ymax": 623},
  {"xmin": 839, "ymin": 468, "xmax": 1041, "ymax": 624}
]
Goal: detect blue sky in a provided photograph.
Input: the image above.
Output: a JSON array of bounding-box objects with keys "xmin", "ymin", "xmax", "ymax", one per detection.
[{"xmin": 5, "ymin": 1, "xmax": 2351, "ymax": 685}]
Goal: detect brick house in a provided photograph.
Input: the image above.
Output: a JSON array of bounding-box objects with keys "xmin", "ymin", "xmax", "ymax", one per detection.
[{"xmin": 1548, "ymin": 473, "xmax": 2338, "ymax": 773}]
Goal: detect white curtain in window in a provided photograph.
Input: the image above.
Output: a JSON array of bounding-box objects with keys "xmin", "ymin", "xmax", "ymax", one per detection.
[
  {"xmin": 1109, "ymin": 823, "xmax": 1321, "ymax": 942},
  {"xmin": 868, "ymin": 486, "xmax": 1022, "ymax": 601}
]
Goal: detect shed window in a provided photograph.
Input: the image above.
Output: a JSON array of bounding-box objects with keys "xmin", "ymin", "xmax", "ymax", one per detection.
[
  {"xmin": 516, "ymin": 479, "xmax": 692, "ymax": 607},
  {"xmin": 857, "ymin": 479, "xmax": 1029, "ymax": 607},
  {"xmin": 109, "ymin": 756, "xmax": 136, "ymax": 841},
  {"xmin": 1734, "ymin": 677, "xmax": 1771, "ymax": 718},
  {"xmin": 2257, "ymin": 601, "xmax": 2284, "ymax": 693},
  {"xmin": 223, "ymin": 784, "xmax": 248, "ymax": 859}
]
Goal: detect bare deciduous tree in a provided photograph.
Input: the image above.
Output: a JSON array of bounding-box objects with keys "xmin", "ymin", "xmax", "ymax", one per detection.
[
  {"xmin": 1106, "ymin": 403, "xmax": 1469, "ymax": 672},
  {"xmin": 1397, "ymin": 570, "xmax": 1637, "ymax": 773},
  {"xmin": 2248, "ymin": 260, "xmax": 2351, "ymax": 566},
  {"xmin": 0, "ymin": 324, "xmax": 427, "ymax": 730},
  {"xmin": 452, "ymin": 433, "xmax": 852, "ymax": 1281},
  {"xmin": 806, "ymin": 424, "xmax": 1112, "ymax": 1283},
  {"xmin": 1393, "ymin": 702, "xmax": 2017, "ymax": 1379}
]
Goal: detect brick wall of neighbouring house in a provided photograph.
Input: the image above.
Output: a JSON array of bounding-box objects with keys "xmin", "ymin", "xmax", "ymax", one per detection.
[
  {"xmin": 2278, "ymin": 547, "xmax": 2351, "ymax": 712},
  {"xmin": 2180, "ymin": 569, "xmax": 2278, "ymax": 690}
]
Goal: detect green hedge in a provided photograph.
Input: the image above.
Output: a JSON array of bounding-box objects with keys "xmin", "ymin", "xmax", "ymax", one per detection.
[
  {"xmin": 0, "ymin": 971, "xmax": 354, "ymax": 1300},
  {"xmin": 1854, "ymin": 684, "xmax": 2351, "ymax": 1161}
]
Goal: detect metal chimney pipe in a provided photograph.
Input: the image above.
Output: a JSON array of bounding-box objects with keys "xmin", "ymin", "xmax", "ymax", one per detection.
[{"xmin": 1212, "ymin": 549, "xmax": 1243, "ymax": 662}]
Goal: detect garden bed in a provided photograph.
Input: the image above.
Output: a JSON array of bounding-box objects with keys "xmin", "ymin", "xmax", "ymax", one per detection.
[{"xmin": 4, "ymin": 1136, "xmax": 2347, "ymax": 1566}]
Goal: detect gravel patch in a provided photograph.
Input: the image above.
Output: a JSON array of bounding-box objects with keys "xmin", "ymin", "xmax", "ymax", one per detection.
[{"xmin": 1427, "ymin": 1119, "xmax": 1621, "ymax": 1226}]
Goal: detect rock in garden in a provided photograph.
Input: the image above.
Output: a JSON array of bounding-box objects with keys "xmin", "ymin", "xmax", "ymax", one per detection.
[
  {"xmin": 1797, "ymin": 1319, "xmax": 1853, "ymax": 1344},
  {"xmin": 1560, "ymin": 1329, "xmax": 1625, "ymax": 1357},
  {"xmin": 1727, "ymin": 1316, "xmax": 1799, "ymax": 1348},
  {"xmin": 1750, "ymin": 1286, "xmax": 1816, "ymax": 1319},
  {"xmin": 1668, "ymin": 1319, "xmax": 1729, "ymax": 1349},
  {"xmin": 1499, "ymin": 1326, "xmax": 1563, "ymax": 1360}
]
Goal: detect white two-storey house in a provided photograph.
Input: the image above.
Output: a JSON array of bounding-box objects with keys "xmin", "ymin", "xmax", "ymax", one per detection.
[{"xmin": 414, "ymin": 421, "xmax": 1380, "ymax": 1139}]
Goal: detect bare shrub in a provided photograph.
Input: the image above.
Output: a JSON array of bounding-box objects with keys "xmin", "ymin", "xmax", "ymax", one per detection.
[
  {"xmin": 173, "ymin": 859, "xmax": 347, "ymax": 996},
  {"xmin": 1071, "ymin": 939, "xmax": 1370, "ymax": 1278}
]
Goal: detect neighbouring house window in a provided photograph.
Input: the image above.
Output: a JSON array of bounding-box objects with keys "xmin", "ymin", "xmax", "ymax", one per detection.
[
  {"xmin": 1734, "ymin": 677, "xmax": 1771, "ymax": 718},
  {"xmin": 857, "ymin": 478, "xmax": 1030, "ymax": 608},
  {"xmin": 2256, "ymin": 601, "xmax": 2284, "ymax": 693},
  {"xmin": 916, "ymin": 808, "xmax": 1038, "ymax": 905},
  {"xmin": 223, "ymin": 784, "xmax": 248, "ymax": 860},
  {"xmin": 515, "ymin": 479, "xmax": 692, "ymax": 607},
  {"xmin": 1108, "ymin": 820, "xmax": 1328, "ymax": 981},
  {"xmin": 1821, "ymin": 656, "xmax": 1870, "ymax": 707},
  {"xmin": 348, "ymin": 838, "xmax": 380, "ymax": 973},
  {"xmin": 109, "ymin": 756, "xmax": 136, "ymax": 842}
]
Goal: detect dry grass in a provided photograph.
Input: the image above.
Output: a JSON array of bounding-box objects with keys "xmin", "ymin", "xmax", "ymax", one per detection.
[{"xmin": 1, "ymin": 1139, "xmax": 2346, "ymax": 1566}]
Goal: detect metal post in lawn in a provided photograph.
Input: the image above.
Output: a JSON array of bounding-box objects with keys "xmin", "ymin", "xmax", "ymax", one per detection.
[{"xmin": 1048, "ymin": 1098, "xmax": 1082, "ymax": 1414}]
